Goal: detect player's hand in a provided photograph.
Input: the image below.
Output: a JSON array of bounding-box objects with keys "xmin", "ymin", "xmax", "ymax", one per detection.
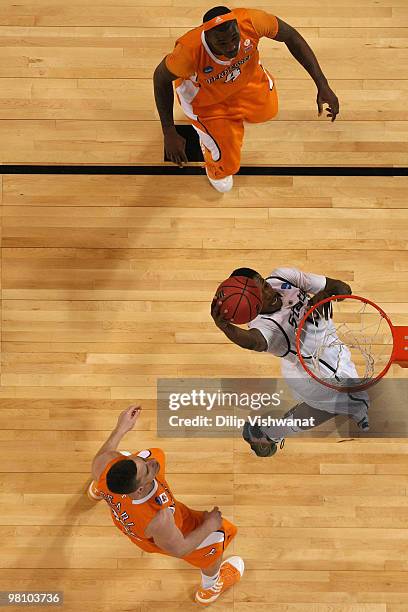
[
  {"xmin": 164, "ymin": 127, "xmax": 188, "ymax": 167},
  {"xmin": 203, "ymin": 506, "xmax": 223, "ymax": 531},
  {"xmin": 116, "ymin": 405, "xmax": 142, "ymax": 433},
  {"xmin": 330, "ymin": 280, "xmax": 352, "ymax": 300},
  {"xmin": 211, "ymin": 298, "xmax": 230, "ymax": 330},
  {"xmin": 317, "ymin": 82, "xmax": 339, "ymax": 122},
  {"xmin": 307, "ymin": 290, "xmax": 333, "ymax": 321}
]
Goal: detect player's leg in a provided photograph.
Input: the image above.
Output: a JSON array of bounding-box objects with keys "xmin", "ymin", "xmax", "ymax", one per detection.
[
  {"xmin": 283, "ymin": 359, "xmax": 370, "ymax": 431},
  {"xmin": 332, "ymin": 392, "xmax": 370, "ymax": 431},
  {"xmin": 181, "ymin": 509, "xmax": 243, "ymax": 605},
  {"xmin": 191, "ymin": 113, "xmax": 244, "ymax": 191},
  {"xmin": 243, "ymin": 403, "xmax": 335, "ymax": 457},
  {"xmin": 240, "ymin": 64, "xmax": 279, "ymax": 125},
  {"xmin": 196, "ymin": 554, "xmax": 245, "ymax": 606}
]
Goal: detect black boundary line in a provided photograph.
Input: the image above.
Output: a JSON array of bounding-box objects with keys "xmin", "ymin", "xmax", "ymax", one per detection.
[{"xmin": 0, "ymin": 165, "xmax": 407, "ymax": 176}]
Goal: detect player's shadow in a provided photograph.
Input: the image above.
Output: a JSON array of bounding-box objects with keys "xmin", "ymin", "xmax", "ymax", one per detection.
[{"xmin": 15, "ymin": 489, "xmax": 109, "ymax": 608}]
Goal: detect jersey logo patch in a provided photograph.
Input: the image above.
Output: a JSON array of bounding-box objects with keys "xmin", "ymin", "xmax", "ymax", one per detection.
[
  {"xmin": 203, "ymin": 66, "xmax": 213, "ymax": 73},
  {"xmin": 281, "ymin": 283, "xmax": 292, "ymax": 289},
  {"xmin": 155, "ymin": 492, "xmax": 169, "ymax": 506}
]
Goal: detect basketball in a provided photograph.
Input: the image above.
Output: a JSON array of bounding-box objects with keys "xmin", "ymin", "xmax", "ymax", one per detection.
[{"xmin": 214, "ymin": 276, "xmax": 262, "ymax": 324}]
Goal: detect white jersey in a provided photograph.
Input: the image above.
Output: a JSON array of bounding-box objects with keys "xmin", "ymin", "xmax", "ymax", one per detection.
[
  {"xmin": 248, "ymin": 267, "xmax": 326, "ymax": 365},
  {"xmin": 248, "ymin": 267, "xmax": 369, "ymax": 418}
]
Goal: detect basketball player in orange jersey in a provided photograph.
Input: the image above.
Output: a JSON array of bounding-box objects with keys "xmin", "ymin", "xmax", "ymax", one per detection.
[
  {"xmin": 87, "ymin": 405, "xmax": 243, "ymax": 606},
  {"xmin": 154, "ymin": 5, "xmax": 339, "ymax": 192}
]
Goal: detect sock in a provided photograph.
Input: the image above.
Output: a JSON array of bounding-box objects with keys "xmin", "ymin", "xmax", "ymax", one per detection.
[{"xmin": 201, "ymin": 569, "xmax": 221, "ymax": 589}]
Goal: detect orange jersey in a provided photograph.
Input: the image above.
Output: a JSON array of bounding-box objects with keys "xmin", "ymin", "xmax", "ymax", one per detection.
[
  {"xmin": 165, "ymin": 8, "xmax": 278, "ymax": 110},
  {"xmin": 95, "ymin": 448, "xmax": 200, "ymax": 554}
]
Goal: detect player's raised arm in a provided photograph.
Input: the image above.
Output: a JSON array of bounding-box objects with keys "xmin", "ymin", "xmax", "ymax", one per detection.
[
  {"xmin": 307, "ymin": 277, "xmax": 353, "ymax": 320},
  {"xmin": 211, "ymin": 299, "xmax": 267, "ymax": 352},
  {"xmin": 153, "ymin": 57, "xmax": 189, "ymax": 167},
  {"xmin": 146, "ymin": 506, "xmax": 223, "ymax": 558},
  {"xmin": 272, "ymin": 16, "xmax": 339, "ymax": 121},
  {"xmin": 91, "ymin": 405, "xmax": 142, "ymax": 481}
]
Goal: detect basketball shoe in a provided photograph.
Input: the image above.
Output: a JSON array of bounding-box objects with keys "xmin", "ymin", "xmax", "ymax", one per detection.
[
  {"xmin": 242, "ymin": 421, "xmax": 285, "ymax": 457},
  {"xmin": 205, "ymin": 168, "xmax": 233, "ymax": 193},
  {"xmin": 195, "ymin": 556, "xmax": 244, "ymax": 605}
]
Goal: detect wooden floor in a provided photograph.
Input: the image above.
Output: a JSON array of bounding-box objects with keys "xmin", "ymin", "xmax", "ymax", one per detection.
[
  {"xmin": 1, "ymin": 0, "xmax": 408, "ymax": 610},
  {"xmin": 0, "ymin": 0, "xmax": 407, "ymax": 165},
  {"xmin": 0, "ymin": 173, "xmax": 407, "ymax": 611}
]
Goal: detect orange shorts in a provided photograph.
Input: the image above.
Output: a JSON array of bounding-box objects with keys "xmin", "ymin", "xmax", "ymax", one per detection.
[
  {"xmin": 189, "ymin": 65, "xmax": 278, "ymax": 180},
  {"xmin": 180, "ymin": 508, "xmax": 237, "ymax": 569},
  {"xmin": 130, "ymin": 506, "xmax": 237, "ymax": 570}
]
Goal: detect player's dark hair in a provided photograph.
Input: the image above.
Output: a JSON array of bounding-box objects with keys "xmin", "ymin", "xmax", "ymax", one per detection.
[
  {"xmin": 230, "ymin": 267, "xmax": 260, "ymax": 279},
  {"xmin": 106, "ymin": 459, "xmax": 139, "ymax": 494},
  {"xmin": 203, "ymin": 6, "xmax": 232, "ymax": 30}
]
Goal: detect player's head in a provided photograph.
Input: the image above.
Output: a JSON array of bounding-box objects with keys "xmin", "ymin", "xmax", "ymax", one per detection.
[
  {"xmin": 230, "ymin": 268, "xmax": 282, "ymax": 313},
  {"xmin": 106, "ymin": 456, "xmax": 160, "ymax": 495},
  {"xmin": 203, "ymin": 6, "xmax": 240, "ymax": 59}
]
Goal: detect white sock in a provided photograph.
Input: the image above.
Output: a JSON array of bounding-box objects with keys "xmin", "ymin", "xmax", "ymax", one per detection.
[{"xmin": 201, "ymin": 569, "xmax": 220, "ymax": 589}]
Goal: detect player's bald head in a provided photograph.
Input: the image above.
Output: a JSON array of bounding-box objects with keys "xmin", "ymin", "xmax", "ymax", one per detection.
[
  {"xmin": 230, "ymin": 267, "xmax": 262, "ymax": 281},
  {"xmin": 203, "ymin": 6, "xmax": 232, "ymax": 27},
  {"xmin": 203, "ymin": 6, "xmax": 239, "ymax": 58}
]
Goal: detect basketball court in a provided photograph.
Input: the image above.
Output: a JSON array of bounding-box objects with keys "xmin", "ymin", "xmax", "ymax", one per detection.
[{"xmin": 1, "ymin": 1, "xmax": 408, "ymax": 610}]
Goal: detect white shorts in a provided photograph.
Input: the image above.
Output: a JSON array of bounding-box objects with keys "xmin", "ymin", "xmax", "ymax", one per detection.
[{"xmin": 281, "ymin": 360, "xmax": 369, "ymax": 423}]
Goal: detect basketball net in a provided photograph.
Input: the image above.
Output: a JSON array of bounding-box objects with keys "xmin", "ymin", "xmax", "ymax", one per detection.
[{"xmin": 297, "ymin": 296, "xmax": 395, "ymax": 392}]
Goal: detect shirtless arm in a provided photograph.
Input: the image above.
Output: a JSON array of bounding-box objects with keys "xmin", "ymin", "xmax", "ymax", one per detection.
[
  {"xmin": 146, "ymin": 506, "xmax": 223, "ymax": 558},
  {"xmin": 211, "ymin": 299, "xmax": 267, "ymax": 352},
  {"xmin": 153, "ymin": 58, "xmax": 188, "ymax": 166},
  {"xmin": 91, "ymin": 405, "xmax": 141, "ymax": 481}
]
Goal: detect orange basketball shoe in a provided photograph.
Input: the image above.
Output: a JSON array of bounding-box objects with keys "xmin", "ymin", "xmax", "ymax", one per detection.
[
  {"xmin": 195, "ymin": 556, "xmax": 244, "ymax": 606},
  {"xmin": 86, "ymin": 480, "xmax": 102, "ymax": 501}
]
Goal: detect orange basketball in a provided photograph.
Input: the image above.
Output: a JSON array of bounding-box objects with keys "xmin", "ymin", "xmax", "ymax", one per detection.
[{"xmin": 214, "ymin": 276, "xmax": 262, "ymax": 324}]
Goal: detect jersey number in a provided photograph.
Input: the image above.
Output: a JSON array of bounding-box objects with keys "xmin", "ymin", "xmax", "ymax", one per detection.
[{"xmin": 225, "ymin": 68, "xmax": 241, "ymax": 83}]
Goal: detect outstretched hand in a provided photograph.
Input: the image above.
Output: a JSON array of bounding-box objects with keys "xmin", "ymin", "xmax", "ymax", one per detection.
[{"xmin": 116, "ymin": 405, "xmax": 142, "ymax": 434}]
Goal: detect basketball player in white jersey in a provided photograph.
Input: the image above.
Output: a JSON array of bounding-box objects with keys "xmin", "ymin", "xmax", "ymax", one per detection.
[{"xmin": 211, "ymin": 267, "xmax": 370, "ymax": 456}]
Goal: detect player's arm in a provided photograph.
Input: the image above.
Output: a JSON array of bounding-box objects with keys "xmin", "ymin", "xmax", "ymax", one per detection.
[
  {"xmin": 146, "ymin": 506, "xmax": 223, "ymax": 558},
  {"xmin": 274, "ymin": 16, "xmax": 339, "ymax": 121},
  {"xmin": 308, "ymin": 277, "xmax": 352, "ymax": 320},
  {"xmin": 153, "ymin": 57, "xmax": 188, "ymax": 167},
  {"xmin": 211, "ymin": 299, "xmax": 267, "ymax": 352},
  {"xmin": 91, "ymin": 405, "xmax": 141, "ymax": 481}
]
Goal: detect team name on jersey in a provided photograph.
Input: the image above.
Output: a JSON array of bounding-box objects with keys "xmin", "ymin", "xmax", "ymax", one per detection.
[
  {"xmin": 97, "ymin": 490, "xmax": 140, "ymax": 540},
  {"xmin": 205, "ymin": 55, "xmax": 251, "ymax": 84},
  {"xmin": 287, "ymin": 289, "xmax": 308, "ymax": 329}
]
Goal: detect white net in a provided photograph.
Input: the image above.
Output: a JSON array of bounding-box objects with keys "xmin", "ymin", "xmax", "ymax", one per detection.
[{"xmin": 297, "ymin": 297, "xmax": 394, "ymax": 390}]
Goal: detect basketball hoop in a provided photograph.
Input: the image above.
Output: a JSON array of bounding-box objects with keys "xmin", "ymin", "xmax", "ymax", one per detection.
[{"xmin": 295, "ymin": 294, "xmax": 408, "ymax": 393}]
